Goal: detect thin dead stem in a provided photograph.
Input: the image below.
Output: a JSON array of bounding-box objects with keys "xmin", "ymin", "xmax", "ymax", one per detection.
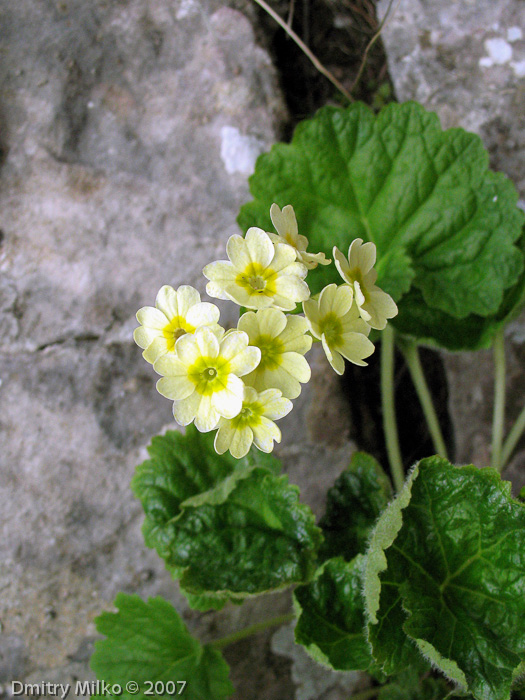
[
  {"xmin": 348, "ymin": 0, "xmax": 401, "ymax": 94},
  {"xmin": 252, "ymin": 0, "xmax": 354, "ymax": 103}
]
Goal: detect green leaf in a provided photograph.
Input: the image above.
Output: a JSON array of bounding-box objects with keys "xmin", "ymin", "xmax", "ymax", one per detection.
[
  {"xmin": 363, "ymin": 465, "xmax": 424, "ymax": 675},
  {"xmin": 378, "ymin": 669, "xmax": 451, "ymax": 700},
  {"xmin": 132, "ymin": 426, "xmax": 281, "ymax": 524},
  {"xmin": 393, "ymin": 228, "xmax": 525, "ymax": 350},
  {"xmin": 132, "ymin": 427, "xmax": 283, "ymax": 609},
  {"xmin": 319, "ymin": 451, "xmax": 392, "ymax": 562},
  {"xmin": 239, "ymin": 100, "xmax": 524, "ymax": 333},
  {"xmin": 90, "ymin": 594, "xmax": 233, "ymax": 700},
  {"xmin": 144, "ymin": 467, "xmax": 322, "ymax": 601},
  {"xmin": 294, "ymin": 555, "xmax": 373, "ymax": 671},
  {"xmin": 365, "ymin": 457, "xmax": 525, "ymax": 700}
]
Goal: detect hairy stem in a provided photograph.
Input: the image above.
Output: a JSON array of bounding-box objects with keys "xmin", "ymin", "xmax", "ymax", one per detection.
[
  {"xmin": 401, "ymin": 341, "xmax": 448, "ymax": 460},
  {"xmin": 501, "ymin": 403, "xmax": 525, "ymax": 468},
  {"xmin": 209, "ymin": 613, "xmax": 295, "ymax": 650},
  {"xmin": 491, "ymin": 329, "xmax": 506, "ymax": 471},
  {"xmin": 381, "ymin": 325, "xmax": 404, "ymax": 492}
]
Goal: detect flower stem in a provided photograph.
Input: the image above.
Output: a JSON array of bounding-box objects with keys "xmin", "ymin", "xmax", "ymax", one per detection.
[
  {"xmin": 491, "ymin": 329, "xmax": 506, "ymax": 471},
  {"xmin": 381, "ymin": 325, "xmax": 405, "ymax": 492},
  {"xmin": 401, "ymin": 341, "xmax": 448, "ymax": 460},
  {"xmin": 501, "ymin": 403, "xmax": 525, "ymax": 468},
  {"xmin": 209, "ymin": 613, "xmax": 295, "ymax": 650}
]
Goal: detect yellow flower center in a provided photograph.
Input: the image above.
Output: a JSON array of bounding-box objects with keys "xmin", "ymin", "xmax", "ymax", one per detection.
[
  {"xmin": 188, "ymin": 356, "xmax": 230, "ymax": 396},
  {"xmin": 319, "ymin": 313, "xmax": 343, "ymax": 346},
  {"xmin": 254, "ymin": 334, "xmax": 284, "ymax": 371},
  {"xmin": 231, "ymin": 401, "xmax": 263, "ymax": 429},
  {"xmin": 236, "ymin": 262, "xmax": 277, "ymax": 297},
  {"xmin": 162, "ymin": 316, "xmax": 194, "ymax": 351}
]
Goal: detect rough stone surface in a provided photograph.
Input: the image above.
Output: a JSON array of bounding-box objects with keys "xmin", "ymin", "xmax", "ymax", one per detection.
[
  {"xmin": 378, "ymin": 0, "xmax": 525, "ymax": 480},
  {"xmin": 0, "ymin": 1, "xmax": 358, "ymax": 695},
  {"xmin": 271, "ymin": 624, "xmax": 363, "ymax": 700}
]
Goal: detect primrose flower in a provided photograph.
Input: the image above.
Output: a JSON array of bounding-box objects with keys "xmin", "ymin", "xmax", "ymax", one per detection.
[
  {"xmin": 134, "ymin": 285, "xmax": 221, "ymax": 364},
  {"xmin": 333, "ymin": 240, "xmax": 398, "ymax": 330},
  {"xmin": 238, "ymin": 308, "xmax": 312, "ymax": 399},
  {"xmin": 269, "ymin": 203, "xmax": 331, "ymax": 270},
  {"xmin": 214, "ymin": 387, "xmax": 292, "ymax": 459},
  {"xmin": 154, "ymin": 326, "xmax": 261, "ymax": 432},
  {"xmin": 203, "ymin": 227, "xmax": 309, "ymax": 311},
  {"xmin": 303, "ymin": 284, "xmax": 374, "ymax": 375}
]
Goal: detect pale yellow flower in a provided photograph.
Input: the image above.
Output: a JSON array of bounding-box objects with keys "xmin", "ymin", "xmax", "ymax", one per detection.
[
  {"xmin": 154, "ymin": 327, "xmax": 261, "ymax": 432},
  {"xmin": 269, "ymin": 203, "xmax": 331, "ymax": 270},
  {"xmin": 303, "ymin": 284, "xmax": 374, "ymax": 375},
  {"xmin": 333, "ymin": 240, "xmax": 398, "ymax": 330},
  {"xmin": 134, "ymin": 285, "xmax": 221, "ymax": 364},
  {"xmin": 203, "ymin": 227, "xmax": 309, "ymax": 311},
  {"xmin": 238, "ymin": 308, "xmax": 312, "ymax": 399},
  {"xmin": 214, "ymin": 387, "xmax": 292, "ymax": 459}
]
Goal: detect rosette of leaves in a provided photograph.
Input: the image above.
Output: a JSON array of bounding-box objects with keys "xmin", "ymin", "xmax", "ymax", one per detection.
[
  {"xmin": 132, "ymin": 427, "xmax": 322, "ymax": 609},
  {"xmin": 239, "ymin": 101, "xmax": 525, "ymax": 350}
]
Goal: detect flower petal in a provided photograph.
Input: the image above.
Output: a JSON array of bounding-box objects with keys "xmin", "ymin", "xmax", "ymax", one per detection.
[
  {"xmin": 156, "ymin": 375, "xmax": 195, "ymax": 400},
  {"xmin": 133, "ymin": 325, "xmax": 161, "ymax": 350},
  {"xmin": 172, "ymin": 391, "xmax": 201, "ymax": 426},
  {"xmin": 266, "ymin": 365, "xmax": 301, "ymax": 399},
  {"xmin": 245, "ymin": 227, "xmax": 275, "ymax": 268},
  {"xmin": 219, "ymin": 330, "xmax": 249, "ymax": 361},
  {"xmin": 194, "ymin": 394, "xmax": 221, "ymax": 432},
  {"xmin": 136, "ymin": 306, "xmax": 168, "ymax": 330},
  {"xmin": 186, "ymin": 301, "xmax": 221, "ymax": 329},
  {"xmin": 237, "ymin": 311, "xmax": 259, "ymax": 340},
  {"xmin": 252, "ymin": 417, "xmax": 281, "ymax": 452},
  {"xmin": 273, "ymin": 275, "xmax": 310, "ymax": 303},
  {"xmin": 214, "ymin": 420, "xmax": 234, "ymax": 455},
  {"xmin": 270, "ymin": 203, "xmax": 299, "ymax": 243},
  {"xmin": 174, "ymin": 333, "xmax": 201, "ymax": 365},
  {"xmin": 259, "ymin": 389, "xmax": 293, "ymax": 420},
  {"xmin": 175, "ymin": 285, "xmax": 202, "ymax": 316},
  {"xmin": 206, "ymin": 280, "xmax": 232, "ymax": 301},
  {"xmin": 348, "ymin": 238, "xmax": 364, "ymax": 269},
  {"xmin": 256, "ymin": 308, "xmax": 287, "ymax": 339},
  {"xmin": 229, "ymin": 425, "xmax": 254, "ymax": 459},
  {"xmin": 365, "ymin": 289, "xmax": 398, "ymax": 330},
  {"xmin": 339, "ymin": 331, "xmax": 375, "ymax": 366},
  {"xmin": 270, "ymin": 242, "xmax": 300, "ymax": 272},
  {"xmin": 142, "ymin": 335, "xmax": 170, "ymax": 364},
  {"xmin": 318, "ymin": 284, "xmax": 337, "ymax": 317},
  {"xmin": 226, "ymin": 234, "xmax": 252, "ymax": 269},
  {"xmin": 303, "ymin": 299, "xmax": 321, "ymax": 337},
  {"xmin": 203, "ymin": 260, "xmax": 236, "ymax": 283},
  {"xmin": 280, "ymin": 352, "xmax": 311, "ymax": 383},
  {"xmin": 212, "ymin": 375, "xmax": 244, "ymax": 418},
  {"xmin": 154, "ymin": 354, "xmax": 188, "ymax": 377},
  {"xmin": 194, "ymin": 326, "xmax": 220, "ymax": 360},
  {"xmin": 333, "ymin": 246, "xmax": 351, "ymax": 283},
  {"xmin": 156, "ymin": 285, "xmax": 180, "ymax": 319},
  {"xmin": 332, "ymin": 285, "xmax": 354, "ymax": 317},
  {"xmin": 358, "ymin": 242, "xmax": 377, "ymax": 274}
]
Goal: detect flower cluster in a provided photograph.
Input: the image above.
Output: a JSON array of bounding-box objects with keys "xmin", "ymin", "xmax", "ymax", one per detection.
[{"xmin": 134, "ymin": 204, "xmax": 397, "ymax": 457}]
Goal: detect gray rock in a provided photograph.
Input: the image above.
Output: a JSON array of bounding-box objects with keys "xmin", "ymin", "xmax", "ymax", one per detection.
[
  {"xmin": 0, "ymin": 0, "xmax": 360, "ymax": 696},
  {"xmin": 377, "ymin": 0, "xmax": 525, "ymax": 199},
  {"xmin": 0, "ymin": 0, "xmax": 289, "ymax": 688},
  {"xmin": 271, "ymin": 623, "xmax": 363, "ymax": 700}
]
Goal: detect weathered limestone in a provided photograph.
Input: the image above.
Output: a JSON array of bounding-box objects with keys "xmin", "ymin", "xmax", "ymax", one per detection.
[{"xmin": 0, "ymin": 0, "xmax": 360, "ymax": 695}]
